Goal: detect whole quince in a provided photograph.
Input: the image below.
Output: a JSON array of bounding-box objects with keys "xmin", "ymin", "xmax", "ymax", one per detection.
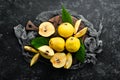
[
  {"xmin": 66, "ymin": 37, "xmax": 80, "ymax": 52},
  {"xmin": 49, "ymin": 37, "xmax": 65, "ymax": 52}
]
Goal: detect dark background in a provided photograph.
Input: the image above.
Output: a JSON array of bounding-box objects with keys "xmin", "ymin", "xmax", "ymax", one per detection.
[{"xmin": 0, "ymin": 0, "xmax": 120, "ymax": 80}]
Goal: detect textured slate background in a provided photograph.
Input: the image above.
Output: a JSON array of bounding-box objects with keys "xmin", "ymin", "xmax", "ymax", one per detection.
[{"xmin": 0, "ymin": 0, "xmax": 120, "ymax": 80}]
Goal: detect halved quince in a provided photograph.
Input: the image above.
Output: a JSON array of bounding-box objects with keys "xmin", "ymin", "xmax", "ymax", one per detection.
[
  {"xmin": 38, "ymin": 22, "xmax": 55, "ymax": 37},
  {"xmin": 38, "ymin": 45, "xmax": 54, "ymax": 59},
  {"xmin": 50, "ymin": 53, "xmax": 66, "ymax": 68}
]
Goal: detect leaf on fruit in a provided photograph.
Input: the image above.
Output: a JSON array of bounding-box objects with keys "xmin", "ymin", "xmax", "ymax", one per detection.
[
  {"xmin": 62, "ymin": 5, "xmax": 73, "ymax": 25},
  {"xmin": 75, "ymin": 38, "xmax": 85, "ymax": 63},
  {"xmin": 31, "ymin": 37, "xmax": 49, "ymax": 49}
]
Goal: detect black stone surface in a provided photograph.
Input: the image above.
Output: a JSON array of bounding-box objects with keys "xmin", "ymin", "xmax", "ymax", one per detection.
[{"xmin": 0, "ymin": 0, "xmax": 120, "ymax": 80}]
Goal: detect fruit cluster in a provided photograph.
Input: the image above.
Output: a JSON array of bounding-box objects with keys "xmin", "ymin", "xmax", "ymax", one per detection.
[{"xmin": 24, "ymin": 19, "xmax": 88, "ymax": 69}]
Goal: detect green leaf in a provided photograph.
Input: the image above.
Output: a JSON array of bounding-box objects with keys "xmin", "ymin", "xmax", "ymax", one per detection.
[
  {"xmin": 31, "ymin": 37, "xmax": 49, "ymax": 49},
  {"xmin": 75, "ymin": 38, "xmax": 86, "ymax": 63},
  {"xmin": 62, "ymin": 5, "xmax": 73, "ymax": 25}
]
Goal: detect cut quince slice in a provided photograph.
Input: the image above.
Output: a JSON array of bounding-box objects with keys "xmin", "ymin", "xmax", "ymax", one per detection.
[
  {"xmin": 74, "ymin": 27, "xmax": 88, "ymax": 38},
  {"xmin": 38, "ymin": 22, "xmax": 55, "ymax": 37},
  {"xmin": 38, "ymin": 45, "xmax": 54, "ymax": 59},
  {"xmin": 74, "ymin": 19, "xmax": 82, "ymax": 34},
  {"xmin": 64, "ymin": 53, "xmax": 72, "ymax": 69},
  {"xmin": 30, "ymin": 53, "xmax": 40, "ymax": 66},
  {"xmin": 24, "ymin": 46, "xmax": 38, "ymax": 54},
  {"xmin": 50, "ymin": 53, "xmax": 66, "ymax": 68}
]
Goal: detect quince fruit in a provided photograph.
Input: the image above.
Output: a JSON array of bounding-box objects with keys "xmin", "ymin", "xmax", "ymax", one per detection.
[
  {"xmin": 49, "ymin": 37, "xmax": 65, "ymax": 52},
  {"xmin": 66, "ymin": 37, "xmax": 80, "ymax": 52},
  {"xmin": 58, "ymin": 22, "xmax": 74, "ymax": 38}
]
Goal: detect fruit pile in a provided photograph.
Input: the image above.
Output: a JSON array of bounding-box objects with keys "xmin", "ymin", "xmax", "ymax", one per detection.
[{"xmin": 24, "ymin": 6, "xmax": 88, "ymax": 69}]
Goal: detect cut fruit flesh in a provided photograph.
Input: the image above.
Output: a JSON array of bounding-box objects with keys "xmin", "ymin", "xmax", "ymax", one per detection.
[
  {"xmin": 38, "ymin": 45, "xmax": 54, "ymax": 59},
  {"xmin": 24, "ymin": 46, "xmax": 38, "ymax": 54},
  {"xmin": 38, "ymin": 22, "xmax": 55, "ymax": 37},
  {"xmin": 50, "ymin": 53, "xmax": 66, "ymax": 68},
  {"xmin": 74, "ymin": 19, "xmax": 82, "ymax": 34},
  {"xmin": 74, "ymin": 27, "xmax": 88, "ymax": 38},
  {"xmin": 30, "ymin": 53, "xmax": 40, "ymax": 66},
  {"xmin": 64, "ymin": 53, "xmax": 72, "ymax": 69}
]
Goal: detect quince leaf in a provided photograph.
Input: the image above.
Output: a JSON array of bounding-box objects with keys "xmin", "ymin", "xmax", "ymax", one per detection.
[
  {"xmin": 62, "ymin": 5, "xmax": 73, "ymax": 25},
  {"xmin": 75, "ymin": 38, "xmax": 86, "ymax": 63},
  {"xmin": 31, "ymin": 37, "xmax": 49, "ymax": 49}
]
